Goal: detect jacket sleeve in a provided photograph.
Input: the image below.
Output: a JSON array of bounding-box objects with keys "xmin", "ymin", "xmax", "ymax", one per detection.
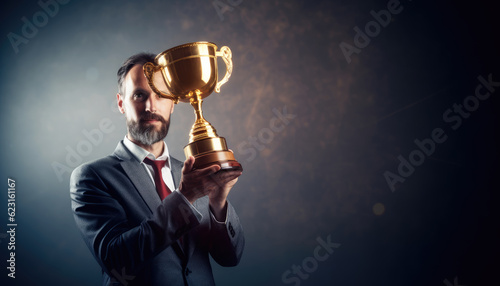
[
  {"xmin": 70, "ymin": 162, "xmax": 201, "ymax": 277},
  {"xmin": 203, "ymin": 200, "xmax": 245, "ymax": 267}
]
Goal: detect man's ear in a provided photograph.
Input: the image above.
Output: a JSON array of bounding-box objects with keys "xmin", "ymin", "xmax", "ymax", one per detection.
[
  {"xmin": 170, "ymin": 102, "xmax": 175, "ymax": 114},
  {"xmin": 117, "ymin": 93, "xmax": 125, "ymax": 114}
]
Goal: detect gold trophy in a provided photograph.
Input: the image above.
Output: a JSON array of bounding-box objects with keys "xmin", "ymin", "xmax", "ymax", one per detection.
[{"xmin": 143, "ymin": 41, "xmax": 242, "ymax": 171}]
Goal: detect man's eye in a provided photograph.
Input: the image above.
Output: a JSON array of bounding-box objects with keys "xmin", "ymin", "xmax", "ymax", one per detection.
[{"xmin": 133, "ymin": 93, "xmax": 145, "ymax": 100}]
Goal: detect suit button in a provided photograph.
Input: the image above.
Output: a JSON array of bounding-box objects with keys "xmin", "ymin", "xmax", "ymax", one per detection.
[
  {"xmin": 185, "ymin": 267, "xmax": 192, "ymax": 276},
  {"xmin": 228, "ymin": 222, "xmax": 235, "ymax": 237}
]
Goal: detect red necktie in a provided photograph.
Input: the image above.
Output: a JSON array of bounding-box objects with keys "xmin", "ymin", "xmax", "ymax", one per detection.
[{"xmin": 143, "ymin": 157, "xmax": 171, "ymax": 200}]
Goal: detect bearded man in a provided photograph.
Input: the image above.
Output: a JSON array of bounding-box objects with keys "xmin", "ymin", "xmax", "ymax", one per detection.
[{"xmin": 70, "ymin": 53, "xmax": 245, "ymax": 286}]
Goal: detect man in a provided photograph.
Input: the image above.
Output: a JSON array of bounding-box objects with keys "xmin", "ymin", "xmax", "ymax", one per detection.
[{"xmin": 70, "ymin": 53, "xmax": 244, "ymax": 286}]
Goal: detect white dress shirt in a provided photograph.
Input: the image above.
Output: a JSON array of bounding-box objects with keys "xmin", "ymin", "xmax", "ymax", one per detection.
[
  {"xmin": 123, "ymin": 136, "xmax": 175, "ymax": 192},
  {"xmin": 122, "ymin": 136, "xmax": 226, "ymax": 223}
]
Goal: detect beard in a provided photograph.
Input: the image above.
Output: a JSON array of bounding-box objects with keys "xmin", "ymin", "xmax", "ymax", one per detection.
[{"xmin": 127, "ymin": 112, "xmax": 170, "ymax": 146}]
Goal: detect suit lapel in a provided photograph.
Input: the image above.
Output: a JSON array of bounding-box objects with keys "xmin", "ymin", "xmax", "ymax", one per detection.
[
  {"xmin": 169, "ymin": 157, "xmax": 183, "ymax": 189},
  {"xmin": 169, "ymin": 158, "xmax": 195, "ymax": 260},
  {"xmin": 114, "ymin": 143, "xmax": 191, "ymax": 261},
  {"xmin": 113, "ymin": 141, "xmax": 161, "ymax": 213}
]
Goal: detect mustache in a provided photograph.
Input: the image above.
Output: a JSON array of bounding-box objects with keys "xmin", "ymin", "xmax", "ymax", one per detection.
[{"xmin": 139, "ymin": 113, "xmax": 166, "ymax": 122}]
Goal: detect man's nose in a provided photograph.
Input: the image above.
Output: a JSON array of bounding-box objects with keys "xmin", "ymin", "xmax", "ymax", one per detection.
[{"xmin": 145, "ymin": 94, "xmax": 159, "ymax": 112}]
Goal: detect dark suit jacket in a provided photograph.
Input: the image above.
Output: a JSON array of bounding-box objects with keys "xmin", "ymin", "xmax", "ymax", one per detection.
[{"xmin": 70, "ymin": 141, "xmax": 244, "ymax": 286}]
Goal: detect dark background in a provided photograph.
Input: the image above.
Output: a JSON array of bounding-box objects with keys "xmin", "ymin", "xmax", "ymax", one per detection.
[{"xmin": 1, "ymin": 0, "xmax": 499, "ymax": 285}]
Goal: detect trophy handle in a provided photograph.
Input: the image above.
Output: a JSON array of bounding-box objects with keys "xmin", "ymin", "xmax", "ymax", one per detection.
[
  {"xmin": 215, "ymin": 46, "xmax": 232, "ymax": 93},
  {"xmin": 143, "ymin": 62, "xmax": 179, "ymax": 103}
]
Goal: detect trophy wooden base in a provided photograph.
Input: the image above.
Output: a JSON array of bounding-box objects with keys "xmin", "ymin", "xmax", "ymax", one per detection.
[{"xmin": 184, "ymin": 137, "xmax": 242, "ymax": 171}]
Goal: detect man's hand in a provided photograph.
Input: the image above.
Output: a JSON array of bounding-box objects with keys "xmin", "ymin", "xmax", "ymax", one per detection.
[
  {"xmin": 178, "ymin": 156, "xmax": 242, "ymax": 220},
  {"xmin": 207, "ymin": 168, "xmax": 241, "ymax": 221}
]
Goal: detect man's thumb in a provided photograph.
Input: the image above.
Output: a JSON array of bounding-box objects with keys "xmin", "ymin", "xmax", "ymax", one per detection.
[{"xmin": 182, "ymin": 156, "xmax": 195, "ymax": 174}]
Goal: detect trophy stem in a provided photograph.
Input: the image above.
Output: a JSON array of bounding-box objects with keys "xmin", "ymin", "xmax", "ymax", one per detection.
[{"xmin": 189, "ymin": 93, "xmax": 219, "ymax": 143}]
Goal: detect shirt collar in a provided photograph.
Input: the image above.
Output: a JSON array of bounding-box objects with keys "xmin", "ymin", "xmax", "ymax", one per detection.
[{"xmin": 123, "ymin": 136, "xmax": 171, "ymax": 168}]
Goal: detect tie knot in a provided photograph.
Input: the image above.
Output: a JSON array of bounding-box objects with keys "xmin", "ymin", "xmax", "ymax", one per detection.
[{"xmin": 143, "ymin": 157, "xmax": 167, "ymax": 170}]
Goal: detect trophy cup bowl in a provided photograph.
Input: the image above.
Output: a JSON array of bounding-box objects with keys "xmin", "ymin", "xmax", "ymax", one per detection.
[{"xmin": 143, "ymin": 42, "xmax": 242, "ymax": 171}]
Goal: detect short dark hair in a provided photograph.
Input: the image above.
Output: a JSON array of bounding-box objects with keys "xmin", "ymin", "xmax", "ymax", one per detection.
[{"xmin": 117, "ymin": 52, "xmax": 156, "ymax": 95}]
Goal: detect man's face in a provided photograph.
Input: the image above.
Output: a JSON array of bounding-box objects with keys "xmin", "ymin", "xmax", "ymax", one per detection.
[{"xmin": 117, "ymin": 64, "xmax": 174, "ymax": 146}]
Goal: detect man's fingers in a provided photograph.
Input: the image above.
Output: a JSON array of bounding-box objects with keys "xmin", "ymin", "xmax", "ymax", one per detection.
[
  {"xmin": 210, "ymin": 170, "xmax": 242, "ymax": 185},
  {"xmin": 220, "ymin": 171, "xmax": 242, "ymax": 181},
  {"xmin": 220, "ymin": 170, "xmax": 242, "ymax": 178},
  {"xmin": 195, "ymin": 164, "xmax": 221, "ymax": 177},
  {"xmin": 184, "ymin": 157, "xmax": 223, "ymax": 177}
]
